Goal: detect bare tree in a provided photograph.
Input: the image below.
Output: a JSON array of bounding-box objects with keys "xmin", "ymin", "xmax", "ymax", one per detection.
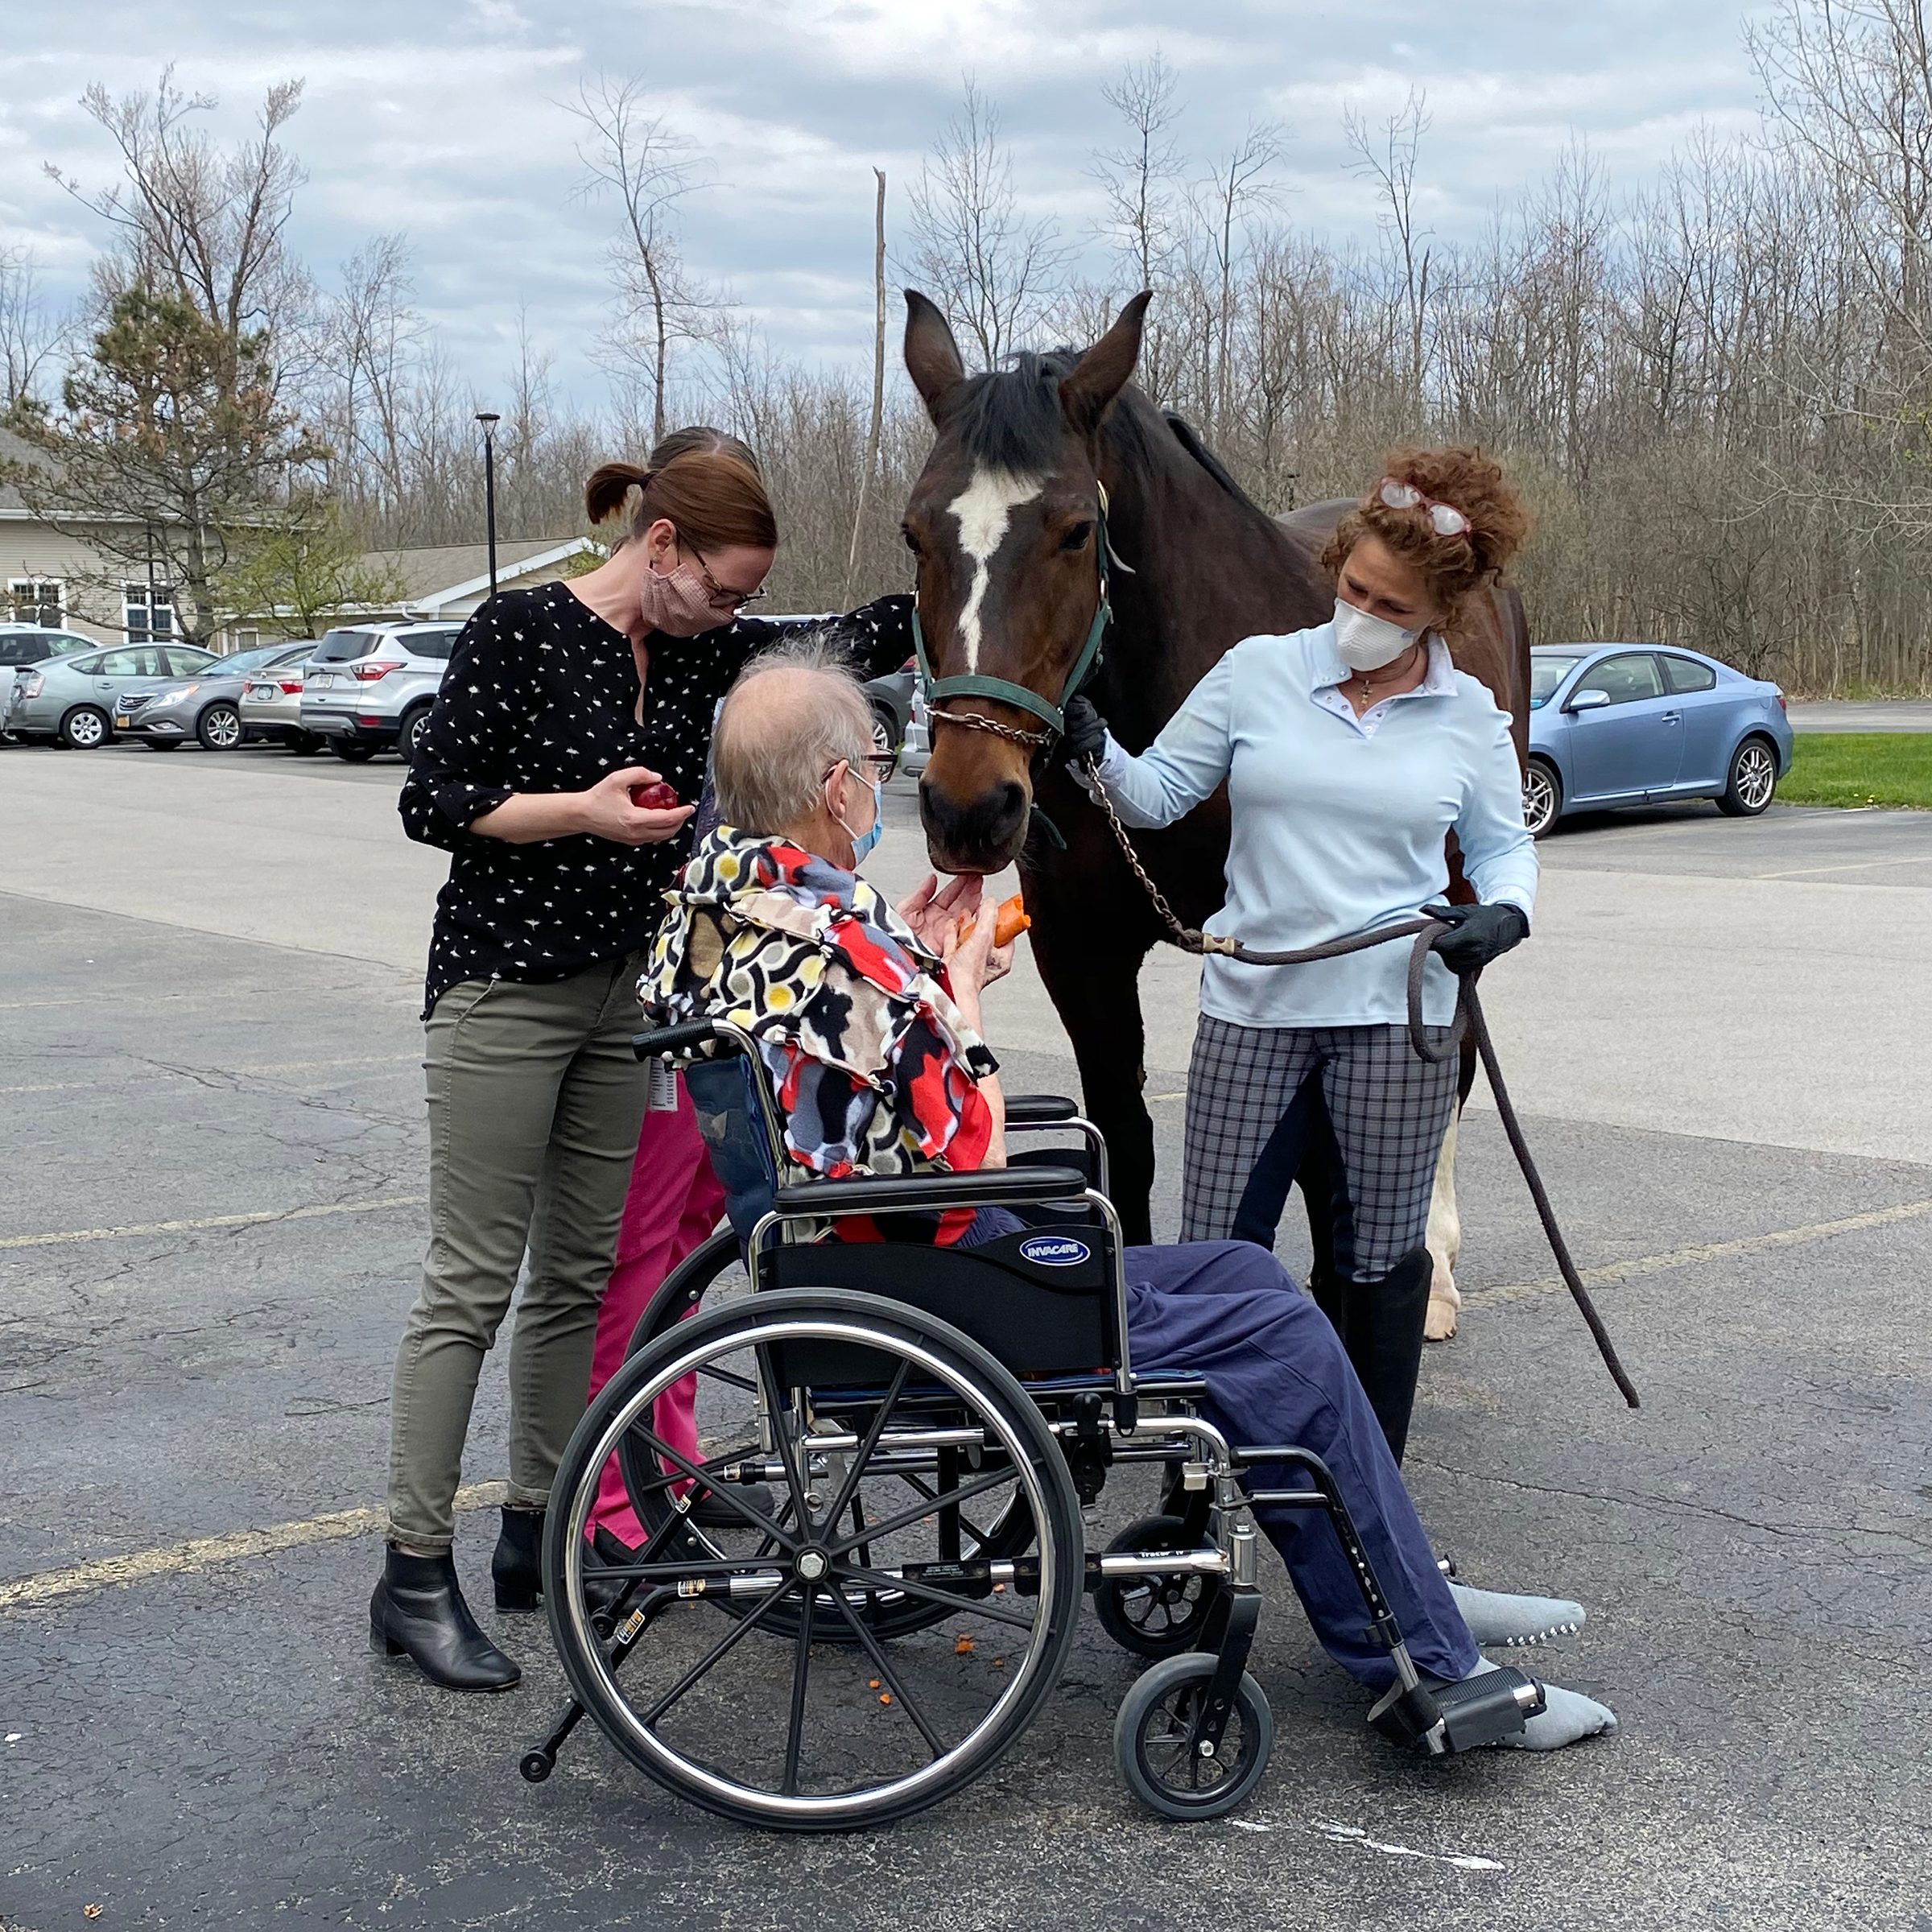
[
  {"xmin": 0, "ymin": 247, "xmax": 70, "ymax": 409},
  {"xmin": 1193, "ymin": 119, "xmax": 1286, "ymax": 431},
  {"xmin": 568, "ymin": 76, "xmax": 712, "ymax": 444},
  {"xmin": 906, "ymin": 80, "xmax": 1071, "ymax": 365},
  {"xmin": 844, "ymin": 169, "xmax": 888, "ymax": 605},
  {"xmin": 1346, "ymin": 89, "xmax": 1433, "ymax": 402},
  {"xmin": 1092, "ymin": 53, "xmax": 1187, "ymax": 398}
]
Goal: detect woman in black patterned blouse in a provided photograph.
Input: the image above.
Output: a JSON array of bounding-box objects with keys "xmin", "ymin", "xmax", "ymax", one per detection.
[{"xmin": 373, "ymin": 431, "xmax": 912, "ymax": 1689}]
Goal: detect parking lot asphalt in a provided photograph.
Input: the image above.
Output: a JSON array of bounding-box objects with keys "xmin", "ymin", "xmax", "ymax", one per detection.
[
  {"xmin": 1788, "ymin": 700, "xmax": 1932, "ymax": 733},
  {"xmin": 2, "ymin": 740, "xmax": 1929, "ymax": 1932}
]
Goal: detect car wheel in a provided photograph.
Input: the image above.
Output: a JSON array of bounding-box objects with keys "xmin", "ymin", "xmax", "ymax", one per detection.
[
  {"xmin": 328, "ymin": 738, "xmax": 377, "ymax": 763},
  {"xmin": 60, "ymin": 706, "xmax": 110, "ymax": 749},
  {"xmin": 286, "ymin": 730, "xmax": 321, "ymax": 755},
  {"xmin": 196, "ymin": 702, "xmax": 242, "ymax": 751},
  {"xmin": 1717, "ymin": 736, "xmax": 1778, "ymax": 817},
  {"xmin": 1521, "ymin": 757, "xmax": 1563, "ymax": 838},
  {"xmin": 399, "ymin": 705, "xmax": 434, "ymax": 761}
]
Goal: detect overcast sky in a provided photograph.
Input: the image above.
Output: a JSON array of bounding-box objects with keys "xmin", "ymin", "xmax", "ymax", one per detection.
[{"xmin": 2, "ymin": 0, "xmax": 1776, "ymax": 410}]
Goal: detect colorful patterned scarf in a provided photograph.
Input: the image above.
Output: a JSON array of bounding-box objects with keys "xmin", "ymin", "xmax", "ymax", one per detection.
[{"xmin": 642, "ymin": 826, "xmax": 997, "ymax": 1188}]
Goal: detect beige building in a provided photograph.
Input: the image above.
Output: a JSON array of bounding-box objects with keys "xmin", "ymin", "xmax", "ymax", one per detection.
[{"xmin": 2, "ymin": 426, "xmax": 592, "ymax": 650}]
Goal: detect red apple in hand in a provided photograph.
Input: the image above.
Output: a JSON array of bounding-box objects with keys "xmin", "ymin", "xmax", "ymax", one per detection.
[{"xmin": 630, "ymin": 781, "xmax": 680, "ymax": 810}]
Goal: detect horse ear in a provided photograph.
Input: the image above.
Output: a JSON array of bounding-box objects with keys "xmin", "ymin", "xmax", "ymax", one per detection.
[
  {"xmin": 1059, "ymin": 291, "xmax": 1152, "ymax": 437},
  {"xmin": 903, "ymin": 290, "xmax": 966, "ymax": 423}
]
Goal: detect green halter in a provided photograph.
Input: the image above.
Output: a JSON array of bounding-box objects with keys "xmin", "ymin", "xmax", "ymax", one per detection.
[{"xmin": 910, "ymin": 485, "xmax": 1117, "ymax": 743}]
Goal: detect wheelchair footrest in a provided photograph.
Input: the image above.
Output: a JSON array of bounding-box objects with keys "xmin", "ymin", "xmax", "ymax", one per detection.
[{"xmin": 1368, "ymin": 1665, "xmax": 1545, "ymax": 1755}]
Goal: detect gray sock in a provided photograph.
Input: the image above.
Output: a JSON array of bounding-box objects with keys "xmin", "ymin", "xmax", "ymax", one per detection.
[
  {"xmin": 1466, "ymin": 1657, "xmax": 1617, "ymax": 1750},
  {"xmin": 1448, "ymin": 1580, "xmax": 1586, "ymax": 1648}
]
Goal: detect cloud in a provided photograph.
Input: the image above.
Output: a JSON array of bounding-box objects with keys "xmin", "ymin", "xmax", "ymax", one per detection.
[{"xmin": 0, "ymin": 0, "xmax": 1772, "ymax": 407}]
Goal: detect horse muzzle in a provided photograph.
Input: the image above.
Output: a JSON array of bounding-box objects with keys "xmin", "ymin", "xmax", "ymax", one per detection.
[{"xmin": 919, "ymin": 774, "xmax": 1030, "ymax": 875}]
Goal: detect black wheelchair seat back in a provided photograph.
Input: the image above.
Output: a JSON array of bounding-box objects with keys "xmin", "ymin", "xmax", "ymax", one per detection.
[{"xmin": 767, "ymin": 1224, "xmax": 1120, "ymax": 1387}]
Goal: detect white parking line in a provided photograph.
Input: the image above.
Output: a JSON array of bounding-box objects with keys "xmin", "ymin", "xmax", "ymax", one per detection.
[
  {"xmin": 0, "ymin": 1484, "xmax": 506, "ymax": 1613},
  {"xmin": 0, "ymin": 1193, "xmax": 426, "ymax": 1250},
  {"xmin": 1465, "ymin": 1194, "xmax": 1932, "ymax": 1307}
]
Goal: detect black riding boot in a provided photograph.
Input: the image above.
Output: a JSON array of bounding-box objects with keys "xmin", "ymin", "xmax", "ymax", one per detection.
[
  {"xmin": 370, "ymin": 1547, "xmax": 520, "ymax": 1690},
  {"xmin": 492, "ymin": 1505, "xmax": 544, "ymax": 1612},
  {"xmin": 1307, "ymin": 1269, "xmax": 1350, "ymax": 1339},
  {"xmin": 1343, "ymin": 1245, "xmax": 1435, "ymax": 1466}
]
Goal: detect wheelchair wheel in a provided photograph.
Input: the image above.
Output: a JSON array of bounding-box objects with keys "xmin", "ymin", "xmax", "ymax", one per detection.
[
  {"xmin": 546, "ymin": 1287, "xmax": 1085, "ymax": 1830},
  {"xmin": 1094, "ymin": 1514, "xmax": 1220, "ymax": 1659},
  {"xmin": 1114, "ymin": 1652, "xmax": 1274, "ymax": 1822},
  {"xmin": 617, "ymin": 1232, "xmax": 1037, "ymax": 1643}
]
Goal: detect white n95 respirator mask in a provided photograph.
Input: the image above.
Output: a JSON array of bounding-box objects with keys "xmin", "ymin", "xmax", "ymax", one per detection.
[{"xmin": 1333, "ymin": 598, "xmax": 1422, "ymax": 671}]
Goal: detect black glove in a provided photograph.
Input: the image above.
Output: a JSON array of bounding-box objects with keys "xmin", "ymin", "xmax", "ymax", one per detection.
[
  {"xmin": 1061, "ymin": 694, "xmax": 1111, "ymax": 767},
  {"xmin": 1425, "ymin": 902, "xmax": 1530, "ymax": 975}
]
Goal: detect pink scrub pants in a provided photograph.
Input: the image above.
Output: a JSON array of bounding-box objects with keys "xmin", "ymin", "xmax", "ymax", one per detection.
[{"xmin": 584, "ymin": 1086, "xmax": 726, "ymax": 1545}]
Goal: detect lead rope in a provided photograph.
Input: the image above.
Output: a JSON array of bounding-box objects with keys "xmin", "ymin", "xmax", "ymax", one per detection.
[{"xmin": 1076, "ymin": 752, "xmax": 1641, "ymax": 1409}]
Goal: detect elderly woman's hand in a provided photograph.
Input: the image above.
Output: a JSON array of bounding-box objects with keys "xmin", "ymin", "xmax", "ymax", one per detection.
[
  {"xmin": 896, "ymin": 873, "xmax": 980, "ymax": 955},
  {"xmin": 943, "ymin": 890, "xmax": 1014, "ymax": 999}
]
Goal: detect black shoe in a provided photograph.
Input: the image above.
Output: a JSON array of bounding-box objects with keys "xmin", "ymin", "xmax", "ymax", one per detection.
[
  {"xmin": 691, "ymin": 1480, "xmax": 777, "ymax": 1529},
  {"xmin": 369, "ymin": 1547, "xmax": 520, "ymax": 1691},
  {"xmin": 1343, "ymin": 1245, "xmax": 1435, "ymax": 1465},
  {"xmin": 492, "ymin": 1505, "xmax": 544, "ymax": 1612}
]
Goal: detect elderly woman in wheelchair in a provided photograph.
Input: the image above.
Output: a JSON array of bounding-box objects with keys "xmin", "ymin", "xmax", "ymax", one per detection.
[{"xmin": 523, "ymin": 636, "xmax": 1614, "ymax": 1827}]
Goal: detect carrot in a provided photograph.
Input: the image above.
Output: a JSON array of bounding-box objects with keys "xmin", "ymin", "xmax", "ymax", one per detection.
[{"xmin": 957, "ymin": 894, "xmax": 1032, "ymax": 948}]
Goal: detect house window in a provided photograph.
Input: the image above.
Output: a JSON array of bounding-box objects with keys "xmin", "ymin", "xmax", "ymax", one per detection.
[
  {"xmin": 8, "ymin": 578, "xmax": 64, "ymax": 628},
  {"xmin": 232, "ymin": 628, "xmax": 260, "ymax": 651},
  {"xmin": 125, "ymin": 582, "xmax": 175, "ymax": 643}
]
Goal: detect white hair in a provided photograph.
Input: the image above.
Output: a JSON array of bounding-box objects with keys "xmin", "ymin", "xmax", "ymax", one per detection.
[{"xmin": 711, "ymin": 630, "xmax": 876, "ymax": 834}]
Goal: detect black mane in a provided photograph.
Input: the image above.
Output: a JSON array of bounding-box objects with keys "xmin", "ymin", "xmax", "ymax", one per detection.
[{"xmin": 943, "ymin": 350, "xmax": 1081, "ymax": 473}]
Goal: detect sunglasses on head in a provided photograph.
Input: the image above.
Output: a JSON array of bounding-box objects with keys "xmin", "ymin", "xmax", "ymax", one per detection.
[{"xmin": 1379, "ymin": 477, "xmax": 1471, "ymax": 538}]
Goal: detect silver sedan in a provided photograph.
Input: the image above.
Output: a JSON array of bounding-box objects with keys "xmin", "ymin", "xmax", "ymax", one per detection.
[{"xmin": 113, "ymin": 642, "xmax": 313, "ymax": 751}]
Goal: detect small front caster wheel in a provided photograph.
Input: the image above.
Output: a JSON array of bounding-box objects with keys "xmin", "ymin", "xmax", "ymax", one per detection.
[
  {"xmin": 1114, "ymin": 1651, "xmax": 1273, "ymax": 1820},
  {"xmin": 519, "ymin": 1749, "xmax": 555, "ymax": 1785},
  {"xmin": 1095, "ymin": 1514, "xmax": 1217, "ymax": 1658}
]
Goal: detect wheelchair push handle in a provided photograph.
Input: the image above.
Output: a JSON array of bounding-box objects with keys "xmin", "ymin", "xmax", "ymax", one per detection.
[{"xmin": 632, "ymin": 1018, "xmax": 724, "ymax": 1062}]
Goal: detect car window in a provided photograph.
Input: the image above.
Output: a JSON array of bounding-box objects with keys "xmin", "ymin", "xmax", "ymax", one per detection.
[
  {"xmin": 407, "ymin": 630, "xmax": 459, "ymax": 663},
  {"xmin": 1660, "ymin": 654, "xmax": 1717, "ymax": 694},
  {"xmin": 1530, "ymin": 654, "xmax": 1583, "ymax": 708},
  {"xmin": 161, "ymin": 646, "xmax": 217, "ymax": 676},
  {"xmin": 312, "ymin": 628, "xmax": 382, "ymax": 663},
  {"xmin": 93, "ymin": 650, "xmax": 147, "ymax": 677},
  {"xmin": 270, "ymin": 642, "xmax": 312, "ymax": 667},
  {"xmin": 1579, "ymin": 653, "xmax": 1665, "ymax": 705},
  {"xmin": 0, "ymin": 637, "xmax": 52, "ymax": 666}
]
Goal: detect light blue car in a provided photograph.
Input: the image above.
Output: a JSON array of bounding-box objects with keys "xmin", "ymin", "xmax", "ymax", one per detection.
[{"xmin": 1523, "ymin": 643, "xmax": 1794, "ymax": 837}]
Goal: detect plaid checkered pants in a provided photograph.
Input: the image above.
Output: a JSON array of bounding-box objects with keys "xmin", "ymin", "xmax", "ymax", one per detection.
[{"xmin": 1181, "ymin": 1016, "xmax": 1458, "ymax": 1276}]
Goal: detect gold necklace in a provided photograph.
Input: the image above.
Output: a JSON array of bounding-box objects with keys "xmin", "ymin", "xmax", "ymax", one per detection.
[{"xmin": 1344, "ymin": 641, "xmax": 1426, "ymax": 709}]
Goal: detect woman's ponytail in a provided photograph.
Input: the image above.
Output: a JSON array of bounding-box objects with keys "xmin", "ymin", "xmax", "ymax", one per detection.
[{"xmin": 584, "ymin": 461, "xmax": 654, "ymax": 527}]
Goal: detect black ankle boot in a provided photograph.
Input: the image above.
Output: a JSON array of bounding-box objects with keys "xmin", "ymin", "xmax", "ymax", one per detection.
[
  {"xmin": 369, "ymin": 1547, "xmax": 520, "ymax": 1691},
  {"xmin": 1343, "ymin": 1245, "xmax": 1435, "ymax": 1465},
  {"xmin": 492, "ymin": 1505, "xmax": 544, "ymax": 1612}
]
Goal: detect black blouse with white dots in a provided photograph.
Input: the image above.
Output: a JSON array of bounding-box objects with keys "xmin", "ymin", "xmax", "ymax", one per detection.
[{"xmin": 400, "ymin": 580, "xmax": 913, "ymax": 1016}]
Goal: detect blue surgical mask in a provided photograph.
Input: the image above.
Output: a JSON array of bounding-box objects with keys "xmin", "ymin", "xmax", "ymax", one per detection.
[{"xmin": 835, "ymin": 775, "xmax": 884, "ymax": 864}]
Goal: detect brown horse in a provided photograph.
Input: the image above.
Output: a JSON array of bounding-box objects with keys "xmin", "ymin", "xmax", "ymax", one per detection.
[{"xmin": 903, "ymin": 290, "xmax": 1531, "ymax": 1305}]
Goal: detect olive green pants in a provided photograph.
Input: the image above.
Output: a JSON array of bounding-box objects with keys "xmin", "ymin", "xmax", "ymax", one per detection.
[{"xmin": 386, "ymin": 957, "xmax": 650, "ymax": 1550}]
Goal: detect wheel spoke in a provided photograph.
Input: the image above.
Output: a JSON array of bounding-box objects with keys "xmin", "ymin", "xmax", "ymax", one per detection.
[
  {"xmin": 827, "ymin": 1587, "xmax": 947, "ymax": 1759},
  {"xmin": 893, "ymin": 1470, "xmax": 999, "ymax": 1552},
  {"xmin": 628, "ymin": 1418, "xmax": 795, "ymax": 1547},
  {"xmin": 828, "ymin": 1463, "xmax": 1019, "ymax": 1557},
  {"xmin": 696, "ymin": 1362, "xmax": 758, "ymax": 1395},
  {"xmin": 781, "ymin": 1581, "xmax": 816, "ymax": 1795},
  {"xmin": 753, "ymin": 1348, "xmax": 814, "ymax": 1534},
  {"xmin": 816, "ymin": 1360, "xmax": 911, "ymax": 1536},
  {"xmin": 832, "ymin": 1556, "xmax": 1039, "ymax": 1631},
  {"xmin": 640, "ymin": 1579, "xmax": 795, "ymax": 1727}
]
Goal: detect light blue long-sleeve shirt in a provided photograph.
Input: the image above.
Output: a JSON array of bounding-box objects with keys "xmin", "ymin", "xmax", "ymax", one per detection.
[{"xmin": 1086, "ymin": 623, "xmax": 1538, "ymax": 1030}]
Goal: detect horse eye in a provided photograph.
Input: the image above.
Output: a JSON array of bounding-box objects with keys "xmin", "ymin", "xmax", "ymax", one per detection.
[
  {"xmin": 1059, "ymin": 521, "xmax": 1094, "ymax": 554},
  {"xmin": 902, "ymin": 525, "xmax": 922, "ymax": 555}
]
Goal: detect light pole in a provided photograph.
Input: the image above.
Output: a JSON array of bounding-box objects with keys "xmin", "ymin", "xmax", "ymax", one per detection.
[{"xmin": 476, "ymin": 411, "xmax": 502, "ymax": 600}]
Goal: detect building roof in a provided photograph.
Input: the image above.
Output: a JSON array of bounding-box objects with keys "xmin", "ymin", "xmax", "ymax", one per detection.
[
  {"xmin": 358, "ymin": 536, "xmax": 593, "ymax": 613},
  {"xmin": 0, "ymin": 424, "xmax": 68, "ymax": 515}
]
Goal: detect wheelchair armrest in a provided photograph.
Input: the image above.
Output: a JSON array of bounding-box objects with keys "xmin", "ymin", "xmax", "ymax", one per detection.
[
  {"xmin": 1005, "ymin": 1093, "xmax": 1079, "ymax": 1125},
  {"xmin": 633, "ymin": 1019, "xmax": 721, "ymax": 1061},
  {"xmin": 773, "ymin": 1163, "xmax": 1092, "ymax": 1218}
]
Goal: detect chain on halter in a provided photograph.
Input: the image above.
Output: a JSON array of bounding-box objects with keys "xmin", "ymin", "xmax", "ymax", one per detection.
[{"xmin": 930, "ymin": 708, "xmax": 1056, "ymax": 749}]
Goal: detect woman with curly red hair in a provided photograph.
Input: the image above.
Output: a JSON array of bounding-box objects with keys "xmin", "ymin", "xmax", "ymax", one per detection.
[{"xmin": 1063, "ymin": 446, "xmax": 1536, "ymax": 1463}]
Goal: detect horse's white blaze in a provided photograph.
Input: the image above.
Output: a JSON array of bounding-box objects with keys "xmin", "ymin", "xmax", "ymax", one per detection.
[{"xmin": 947, "ymin": 467, "xmax": 1043, "ymax": 673}]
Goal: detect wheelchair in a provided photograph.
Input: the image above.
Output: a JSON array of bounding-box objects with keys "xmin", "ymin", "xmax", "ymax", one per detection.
[{"xmin": 519, "ymin": 1018, "xmax": 1542, "ymax": 1829}]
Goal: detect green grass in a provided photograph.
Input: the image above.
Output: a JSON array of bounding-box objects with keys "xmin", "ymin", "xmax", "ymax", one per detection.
[{"xmin": 1779, "ymin": 733, "xmax": 1932, "ymax": 809}]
